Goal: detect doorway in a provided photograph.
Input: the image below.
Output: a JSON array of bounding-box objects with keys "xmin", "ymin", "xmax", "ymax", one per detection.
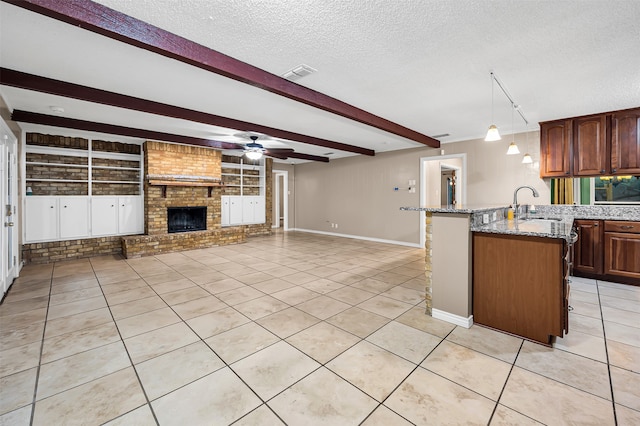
[
  {"xmin": 272, "ymin": 171, "xmax": 289, "ymax": 230},
  {"xmin": 440, "ymin": 165, "xmax": 461, "ymax": 205},
  {"xmin": 1, "ymin": 119, "xmax": 19, "ymax": 299},
  {"xmin": 419, "ymin": 153, "xmax": 467, "ymax": 247}
]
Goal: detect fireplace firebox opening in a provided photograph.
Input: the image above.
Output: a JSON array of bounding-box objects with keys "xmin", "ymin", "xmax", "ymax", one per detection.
[{"xmin": 168, "ymin": 206, "xmax": 207, "ymax": 233}]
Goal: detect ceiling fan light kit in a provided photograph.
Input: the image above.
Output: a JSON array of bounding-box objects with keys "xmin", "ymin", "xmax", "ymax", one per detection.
[{"xmin": 244, "ymin": 135, "xmax": 266, "ymax": 160}]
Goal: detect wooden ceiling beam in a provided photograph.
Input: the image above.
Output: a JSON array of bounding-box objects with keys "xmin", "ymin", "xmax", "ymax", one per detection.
[
  {"xmin": 4, "ymin": 0, "xmax": 440, "ymax": 149},
  {"xmin": 1, "ymin": 68, "xmax": 374, "ymax": 156},
  {"xmin": 286, "ymin": 152, "xmax": 330, "ymax": 163},
  {"xmin": 11, "ymin": 110, "xmax": 332, "ymax": 162},
  {"xmin": 11, "ymin": 109, "xmax": 243, "ymax": 150}
]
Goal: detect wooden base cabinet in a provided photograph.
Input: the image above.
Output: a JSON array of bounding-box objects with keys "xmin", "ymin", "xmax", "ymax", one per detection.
[
  {"xmin": 573, "ymin": 220, "xmax": 603, "ymax": 275},
  {"xmin": 604, "ymin": 221, "xmax": 640, "ymax": 282},
  {"xmin": 473, "ymin": 233, "xmax": 567, "ymax": 345}
]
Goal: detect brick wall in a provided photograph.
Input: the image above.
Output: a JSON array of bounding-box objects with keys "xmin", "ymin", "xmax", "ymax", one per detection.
[
  {"xmin": 121, "ymin": 228, "xmax": 245, "ymax": 258},
  {"xmin": 144, "ymin": 141, "xmax": 223, "ymax": 235},
  {"xmin": 22, "ymin": 237, "xmax": 122, "ymax": 264}
]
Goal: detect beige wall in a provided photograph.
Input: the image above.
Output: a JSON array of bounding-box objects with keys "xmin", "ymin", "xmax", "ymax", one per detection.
[{"xmin": 292, "ymin": 131, "xmax": 549, "ymax": 245}]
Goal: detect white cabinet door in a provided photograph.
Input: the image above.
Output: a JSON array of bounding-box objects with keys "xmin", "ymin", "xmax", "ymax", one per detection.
[
  {"xmin": 242, "ymin": 196, "xmax": 265, "ymax": 224},
  {"xmin": 118, "ymin": 196, "xmax": 143, "ymax": 235},
  {"xmin": 229, "ymin": 196, "xmax": 243, "ymax": 225},
  {"xmin": 242, "ymin": 196, "xmax": 255, "ymax": 223},
  {"xmin": 91, "ymin": 197, "xmax": 118, "ymax": 236},
  {"xmin": 252, "ymin": 196, "xmax": 265, "ymax": 224},
  {"xmin": 221, "ymin": 196, "xmax": 230, "ymax": 226},
  {"xmin": 59, "ymin": 197, "xmax": 89, "ymax": 239},
  {"xmin": 25, "ymin": 197, "xmax": 58, "ymax": 242}
]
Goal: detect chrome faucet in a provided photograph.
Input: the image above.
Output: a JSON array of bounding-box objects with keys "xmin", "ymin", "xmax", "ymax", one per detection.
[{"xmin": 513, "ymin": 185, "xmax": 539, "ymax": 217}]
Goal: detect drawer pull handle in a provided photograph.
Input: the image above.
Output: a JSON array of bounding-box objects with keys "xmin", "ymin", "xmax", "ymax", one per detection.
[{"xmin": 620, "ymin": 225, "xmax": 634, "ymax": 230}]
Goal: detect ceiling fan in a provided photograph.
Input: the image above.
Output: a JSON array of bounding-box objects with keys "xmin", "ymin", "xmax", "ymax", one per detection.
[{"xmin": 213, "ymin": 131, "xmax": 329, "ymax": 162}]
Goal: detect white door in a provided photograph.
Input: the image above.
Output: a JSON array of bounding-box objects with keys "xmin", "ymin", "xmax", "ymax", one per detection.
[
  {"xmin": 1, "ymin": 123, "xmax": 18, "ymax": 297},
  {"xmin": 91, "ymin": 197, "xmax": 118, "ymax": 236},
  {"xmin": 59, "ymin": 197, "xmax": 89, "ymax": 239},
  {"xmin": 118, "ymin": 196, "xmax": 143, "ymax": 235}
]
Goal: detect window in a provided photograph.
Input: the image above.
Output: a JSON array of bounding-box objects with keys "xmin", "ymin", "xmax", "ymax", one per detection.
[{"xmin": 591, "ymin": 176, "xmax": 640, "ymax": 204}]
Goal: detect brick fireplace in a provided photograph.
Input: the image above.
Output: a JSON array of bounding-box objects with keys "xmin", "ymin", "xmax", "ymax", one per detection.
[{"xmin": 121, "ymin": 141, "xmax": 273, "ymax": 258}]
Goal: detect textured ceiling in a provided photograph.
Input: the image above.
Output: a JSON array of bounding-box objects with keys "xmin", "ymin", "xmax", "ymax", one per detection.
[{"xmin": 1, "ymin": 0, "xmax": 639, "ymax": 162}]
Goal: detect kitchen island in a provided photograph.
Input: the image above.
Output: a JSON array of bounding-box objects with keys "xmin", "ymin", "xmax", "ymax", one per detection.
[{"xmin": 401, "ymin": 203, "xmax": 639, "ymax": 344}]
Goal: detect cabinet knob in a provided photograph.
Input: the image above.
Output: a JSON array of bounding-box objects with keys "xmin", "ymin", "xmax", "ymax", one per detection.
[
  {"xmin": 63, "ymin": 205, "xmax": 67, "ymax": 208},
  {"xmin": 612, "ymin": 168, "xmax": 617, "ymax": 173},
  {"xmin": 621, "ymin": 225, "xmax": 634, "ymax": 230},
  {"xmin": 565, "ymin": 171, "xmax": 570, "ymax": 175},
  {"xmin": 50, "ymin": 206, "xmax": 54, "ymax": 208},
  {"xmin": 594, "ymin": 223, "xmax": 598, "ymax": 227},
  {"xmin": 600, "ymin": 169, "xmax": 605, "ymax": 174},
  {"xmin": 111, "ymin": 205, "xmax": 114, "ymax": 207}
]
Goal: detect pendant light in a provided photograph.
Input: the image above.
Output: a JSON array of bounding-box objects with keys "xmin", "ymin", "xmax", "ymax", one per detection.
[
  {"xmin": 484, "ymin": 72, "xmax": 501, "ymax": 141},
  {"xmin": 506, "ymin": 103, "xmax": 520, "ymax": 154},
  {"xmin": 521, "ymin": 127, "xmax": 532, "ymax": 163}
]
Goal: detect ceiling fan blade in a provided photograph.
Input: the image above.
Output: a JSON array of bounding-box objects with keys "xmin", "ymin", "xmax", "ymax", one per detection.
[{"xmin": 264, "ymin": 148, "xmax": 295, "ymax": 153}]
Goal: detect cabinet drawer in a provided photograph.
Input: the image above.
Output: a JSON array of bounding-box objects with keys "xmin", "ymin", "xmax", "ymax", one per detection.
[{"xmin": 605, "ymin": 221, "xmax": 640, "ymax": 234}]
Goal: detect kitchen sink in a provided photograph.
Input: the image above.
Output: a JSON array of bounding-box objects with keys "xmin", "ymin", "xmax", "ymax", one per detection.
[{"xmin": 521, "ymin": 217, "xmax": 563, "ymax": 223}]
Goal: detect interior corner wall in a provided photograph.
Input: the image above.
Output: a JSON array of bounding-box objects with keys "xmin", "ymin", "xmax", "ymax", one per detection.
[{"xmin": 292, "ymin": 130, "xmax": 548, "ymax": 245}]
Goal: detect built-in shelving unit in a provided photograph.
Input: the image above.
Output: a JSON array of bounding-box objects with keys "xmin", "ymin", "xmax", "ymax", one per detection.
[
  {"xmin": 23, "ymin": 135, "xmax": 144, "ymax": 242},
  {"xmin": 220, "ymin": 156, "xmax": 266, "ymax": 226},
  {"xmin": 221, "ymin": 157, "xmax": 265, "ymax": 196}
]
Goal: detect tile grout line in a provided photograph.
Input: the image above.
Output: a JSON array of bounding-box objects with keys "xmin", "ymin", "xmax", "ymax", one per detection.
[
  {"xmin": 596, "ymin": 279, "xmax": 618, "ymax": 426},
  {"xmin": 28, "ymin": 264, "xmax": 54, "ymax": 426},
  {"xmin": 487, "ymin": 339, "xmax": 527, "ymax": 424},
  {"xmin": 90, "ymin": 257, "xmax": 161, "ymax": 426}
]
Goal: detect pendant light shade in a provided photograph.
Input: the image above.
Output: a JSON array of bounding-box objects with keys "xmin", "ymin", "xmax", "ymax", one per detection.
[
  {"xmin": 522, "ymin": 153, "xmax": 533, "ymax": 164},
  {"xmin": 485, "ymin": 125, "xmax": 501, "ymax": 141},
  {"xmin": 507, "ymin": 142, "xmax": 520, "ymax": 155}
]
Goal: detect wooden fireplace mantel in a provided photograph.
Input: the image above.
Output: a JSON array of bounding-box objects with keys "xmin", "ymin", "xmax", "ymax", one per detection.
[{"xmin": 147, "ymin": 176, "xmax": 223, "ymax": 198}]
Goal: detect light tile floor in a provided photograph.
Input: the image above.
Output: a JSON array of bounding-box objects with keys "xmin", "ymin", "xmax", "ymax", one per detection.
[{"xmin": 1, "ymin": 231, "xmax": 638, "ymax": 425}]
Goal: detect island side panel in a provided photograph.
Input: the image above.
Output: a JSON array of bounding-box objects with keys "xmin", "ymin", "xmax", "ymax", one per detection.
[
  {"xmin": 473, "ymin": 232, "xmax": 565, "ymax": 344},
  {"xmin": 431, "ymin": 213, "xmax": 473, "ymax": 325}
]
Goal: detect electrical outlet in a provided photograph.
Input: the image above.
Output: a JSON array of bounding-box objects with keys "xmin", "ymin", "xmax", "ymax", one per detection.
[
  {"xmin": 492, "ymin": 212, "xmax": 497, "ymax": 221},
  {"xmin": 335, "ymin": 224, "xmax": 338, "ymax": 229},
  {"xmin": 482, "ymin": 214, "xmax": 489, "ymax": 224}
]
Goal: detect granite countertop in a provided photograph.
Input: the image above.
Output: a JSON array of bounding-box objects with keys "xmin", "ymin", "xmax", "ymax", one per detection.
[
  {"xmin": 400, "ymin": 204, "xmax": 505, "ymax": 214},
  {"xmin": 401, "ymin": 204, "xmax": 640, "ymax": 242},
  {"xmin": 472, "ymin": 216, "xmax": 575, "ymax": 240}
]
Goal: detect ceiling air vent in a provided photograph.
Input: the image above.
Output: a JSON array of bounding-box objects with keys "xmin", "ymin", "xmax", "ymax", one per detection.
[{"xmin": 282, "ymin": 64, "xmax": 317, "ymax": 81}]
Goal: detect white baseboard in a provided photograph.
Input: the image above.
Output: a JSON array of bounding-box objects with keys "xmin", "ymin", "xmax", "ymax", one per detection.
[
  {"xmin": 432, "ymin": 309, "xmax": 473, "ymax": 328},
  {"xmin": 289, "ymin": 228, "xmax": 422, "ymax": 248}
]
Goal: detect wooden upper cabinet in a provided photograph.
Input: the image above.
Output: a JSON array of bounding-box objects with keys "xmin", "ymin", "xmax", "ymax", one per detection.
[
  {"xmin": 540, "ymin": 120, "xmax": 572, "ymax": 177},
  {"xmin": 573, "ymin": 115, "xmax": 609, "ymax": 176},
  {"xmin": 611, "ymin": 108, "xmax": 640, "ymax": 175},
  {"xmin": 540, "ymin": 107, "xmax": 640, "ymax": 178}
]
